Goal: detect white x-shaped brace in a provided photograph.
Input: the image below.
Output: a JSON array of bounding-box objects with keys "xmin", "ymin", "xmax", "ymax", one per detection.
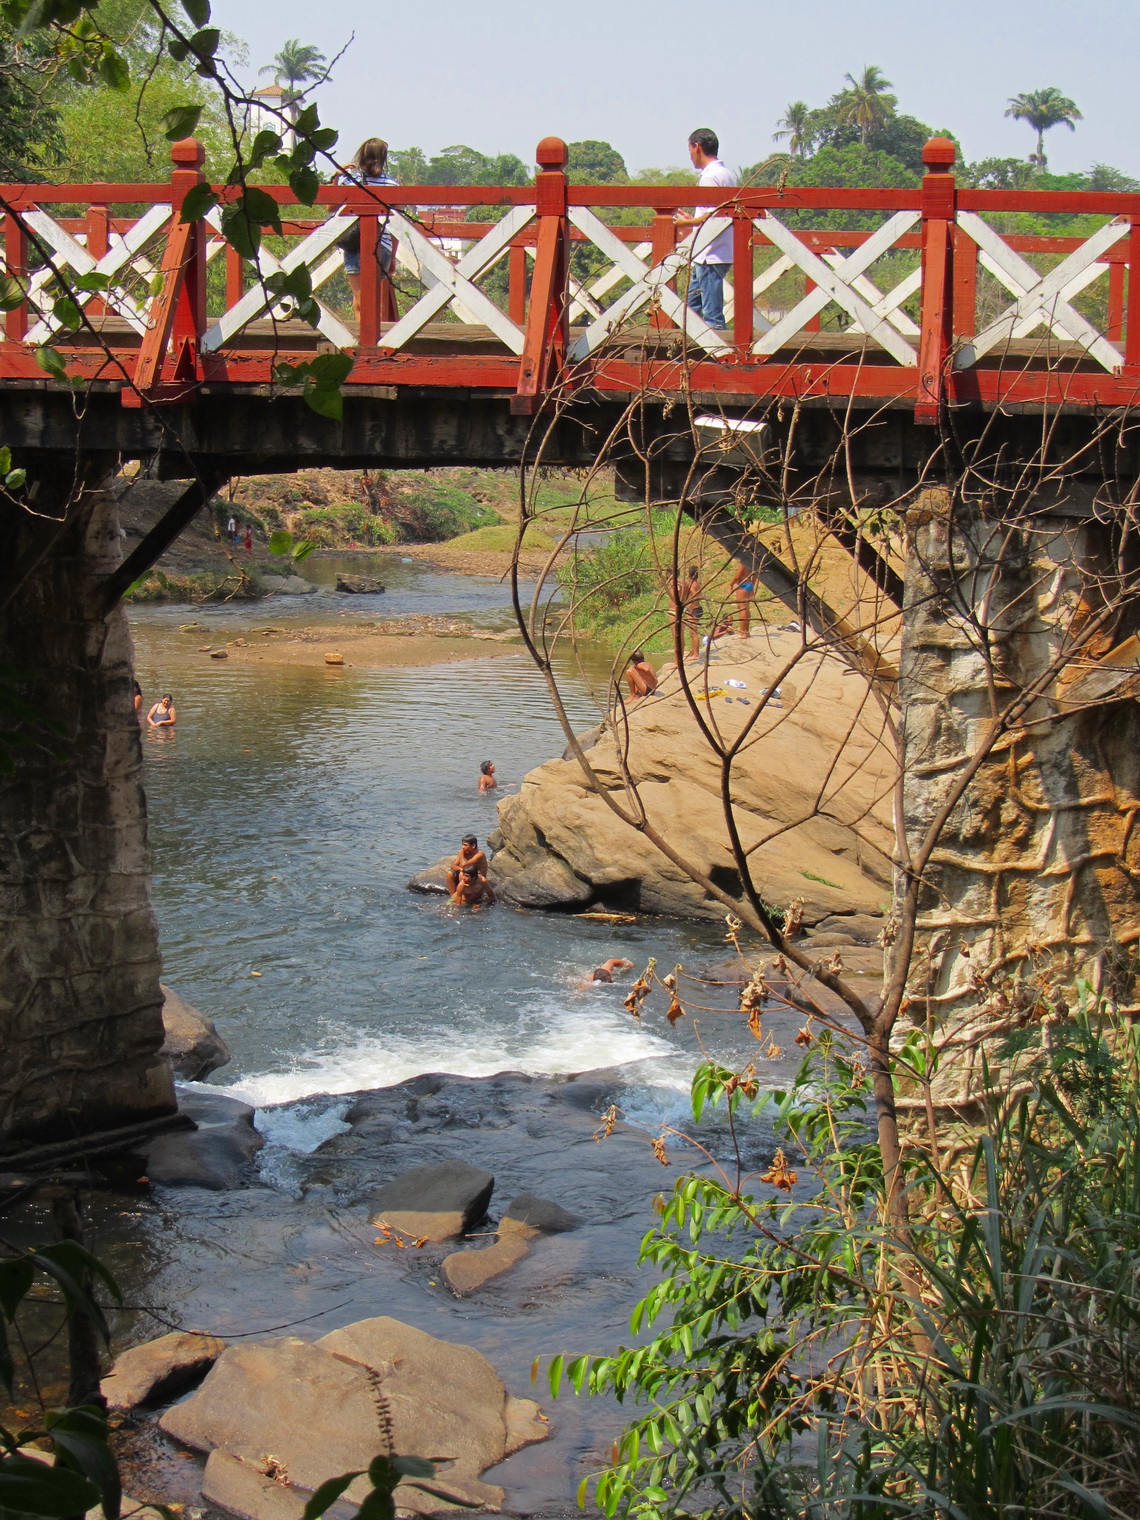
[
  {"xmin": 20, "ymin": 204, "xmax": 174, "ymax": 343},
  {"xmin": 753, "ymin": 210, "xmax": 921, "ymax": 364},
  {"xmin": 955, "ymin": 210, "xmax": 1127, "ymax": 372},
  {"xmin": 568, "ymin": 208, "xmax": 734, "ymax": 359},
  {"xmin": 377, "ymin": 205, "xmax": 535, "ymax": 353},
  {"xmin": 202, "ymin": 213, "xmax": 358, "ymax": 353},
  {"xmin": 562, "ymin": 238, "xmax": 787, "ymax": 329}
]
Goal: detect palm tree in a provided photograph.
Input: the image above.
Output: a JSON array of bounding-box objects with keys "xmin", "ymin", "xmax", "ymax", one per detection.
[
  {"xmin": 836, "ymin": 66, "xmax": 897, "ymax": 147},
  {"xmin": 259, "ymin": 39, "xmax": 329, "ymax": 112},
  {"xmin": 773, "ymin": 101, "xmax": 813, "ymax": 158},
  {"xmin": 1005, "ymin": 87, "xmax": 1082, "ymax": 171}
]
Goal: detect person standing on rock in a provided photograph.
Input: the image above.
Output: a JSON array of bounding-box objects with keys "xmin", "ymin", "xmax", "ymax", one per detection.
[
  {"xmin": 446, "ymin": 835, "xmax": 489, "ymax": 895},
  {"xmin": 731, "ymin": 560, "xmax": 755, "ymax": 640},
  {"xmin": 669, "ymin": 565, "xmax": 703, "ymax": 661},
  {"xmin": 625, "ymin": 651, "xmax": 658, "ymax": 699}
]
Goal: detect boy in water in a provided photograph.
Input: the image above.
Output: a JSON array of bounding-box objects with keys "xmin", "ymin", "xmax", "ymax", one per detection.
[
  {"xmin": 446, "ymin": 834, "xmax": 488, "ymax": 895},
  {"xmin": 452, "ymin": 865, "xmax": 495, "ymax": 907}
]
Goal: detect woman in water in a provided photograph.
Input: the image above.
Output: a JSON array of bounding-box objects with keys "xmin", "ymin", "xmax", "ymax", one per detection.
[
  {"xmin": 147, "ymin": 693, "xmax": 177, "ymax": 727},
  {"xmin": 478, "ymin": 760, "xmax": 497, "ymax": 792}
]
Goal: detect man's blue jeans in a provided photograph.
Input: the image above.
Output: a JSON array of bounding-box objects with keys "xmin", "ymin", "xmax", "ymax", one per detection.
[{"xmin": 687, "ymin": 262, "xmax": 727, "ymax": 328}]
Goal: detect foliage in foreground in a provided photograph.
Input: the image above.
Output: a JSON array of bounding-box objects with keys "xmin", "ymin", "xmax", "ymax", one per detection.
[{"xmin": 558, "ymin": 1002, "xmax": 1140, "ymax": 1518}]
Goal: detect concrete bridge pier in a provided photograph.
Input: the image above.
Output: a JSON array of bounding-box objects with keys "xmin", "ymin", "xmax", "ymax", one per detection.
[
  {"xmin": 894, "ymin": 490, "xmax": 1140, "ymax": 1045},
  {"xmin": 0, "ymin": 464, "xmax": 175, "ymax": 1158}
]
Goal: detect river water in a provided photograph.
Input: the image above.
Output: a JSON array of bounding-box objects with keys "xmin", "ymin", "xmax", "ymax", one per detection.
[
  {"xmin": 130, "ymin": 553, "xmax": 755, "ymax": 1137},
  {"xmin": 3, "ymin": 555, "xmax": 809, "ymax": 1515}
]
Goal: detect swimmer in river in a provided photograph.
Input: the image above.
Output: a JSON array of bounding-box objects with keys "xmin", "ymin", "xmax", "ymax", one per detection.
[
  {"xmin": 588, "ymin": 957, "xmax": 634, "ymax": 984},
  {"xmin": 446, "ymin": 834, "xmax": 488, "ymax": 895},
  {"xmin": 478, "ymin": 760, "xmax": 497, "ymax": 792},
  {"xmin": 452, "ymin": 865, "xmax": 495, "ymax": 907},
  {"xmin": 146, "ymin": 693, "xmax": 176, "ymax": 727},
  {"xmin": 625, "ymin": 651, "xmax": 658, "ymax": 700}
]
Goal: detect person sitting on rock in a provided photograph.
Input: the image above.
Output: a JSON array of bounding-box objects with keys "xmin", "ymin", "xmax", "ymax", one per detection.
[
  {"xmin": 446, "ymin": 834, "xmax": 488, "ymax": 895},
  {"xmin": 589, "ymin": 957, "xmax": 634, "ymax": 983},
  {"xmin": 478, "ymin": 760, "xmax": 497, "ymax": 792},
  {"xmin": 625, "ymin": 651, "xmax": 658, "ymax": 699},
  {"xmin": 452, "ymin": 865, "xmax": 495, "ymax": 907}
]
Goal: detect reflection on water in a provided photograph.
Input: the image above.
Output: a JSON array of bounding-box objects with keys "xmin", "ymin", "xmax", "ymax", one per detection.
[{"xmin": 130, "ymin": 566, "xmax": 753, "ymax": 1117}]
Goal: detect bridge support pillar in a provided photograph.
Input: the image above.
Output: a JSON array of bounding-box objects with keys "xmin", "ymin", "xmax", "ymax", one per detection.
[
  {"xmin": 0, "ymin": 464, "xmax": 175, "ymax": 1156},
  {"xmin": 892, "ymin": 491, "xmax": 1140, "ymax": 1050}
]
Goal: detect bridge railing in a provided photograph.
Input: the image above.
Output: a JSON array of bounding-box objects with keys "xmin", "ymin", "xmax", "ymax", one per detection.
[{"xmin": 2, "ymin": 135, "xmax": 1139, "ymax": 415}]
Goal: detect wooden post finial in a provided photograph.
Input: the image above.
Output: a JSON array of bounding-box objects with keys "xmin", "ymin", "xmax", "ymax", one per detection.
[
  {"xmin": 922, "ymin": 137, "xmax": 956, "ymax": 171},
  {"xmin": 536, "ymin": 137, "xmax": 568, "ymax": 171},
  {"xmin": 171, "ymin": 137, "xmax": 206, "ymax": 170}
]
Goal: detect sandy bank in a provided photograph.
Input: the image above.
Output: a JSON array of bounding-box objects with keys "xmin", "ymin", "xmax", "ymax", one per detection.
[{"xmin": 191, "ymin": 619, "xmax": 522, "ymax": 670}]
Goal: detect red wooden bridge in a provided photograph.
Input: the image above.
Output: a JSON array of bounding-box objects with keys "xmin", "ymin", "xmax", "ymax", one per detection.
[{"xmin": 3, "ymin": 134, "xmax": 1140, "ymax": 428}]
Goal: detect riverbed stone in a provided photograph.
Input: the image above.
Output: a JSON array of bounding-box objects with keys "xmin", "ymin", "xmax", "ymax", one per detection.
[
  {"xmin": 407, "ymin": 855, "xmax": 453, "ymax": 894},
  {"xmin": 370, "ymin": 1160, "xmax": 494, "ymax": 1240},
  {"xmin": 162, "ymin": 1320, "xmax": 545, "ymax": 1516},
  {"xmin": 201, "ymin": 1452, "xmax": 308, "ymax": 1520},
  {"xmin": 440, "ymin": 1227, "xmax": 533, "ymax": 1295},
  {"xmin": 275, "ymin": 576, "xmax": 316, "ymax": 596},
  {"xmin": 503, "ymin": 1193, "xmax": 581, "ymax": 1232},
  {"xmin": 335, "ymin": 574, "xmax": 385, "ymax": 594},
  {"xmin": 815, "ymin": 913, "xmax": 885, "ymax": 944},
  {"xmin": 100, "ymin": 1330, "xmax": 225, "ymax": 1410},
  {"xmin": 491, "ymin": 852, "xmax": 594, "ymax": 910},
  {"xmin": 160, "ymin": 985, "xmax": 231, "ymax": 1081},
  {"xmin": 141, "ymin": 1090, "xmax": 264, "ymax": 1189}
]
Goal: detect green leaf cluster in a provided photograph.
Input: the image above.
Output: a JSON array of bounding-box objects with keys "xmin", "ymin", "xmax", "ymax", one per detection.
[{"xmin": 273, "ymin": 352, "xmax": 354, "ymax": 419}]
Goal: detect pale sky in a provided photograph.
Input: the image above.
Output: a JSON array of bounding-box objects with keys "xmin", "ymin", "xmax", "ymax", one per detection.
[{"xmin": 213, "ymin": 0, "xmax": 1137, "ymax": 178}]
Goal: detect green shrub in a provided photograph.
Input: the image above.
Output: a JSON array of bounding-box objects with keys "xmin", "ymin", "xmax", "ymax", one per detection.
[{"xmin": 557, "ymin": 989, "xmax": 1140, "ymax": 1519}]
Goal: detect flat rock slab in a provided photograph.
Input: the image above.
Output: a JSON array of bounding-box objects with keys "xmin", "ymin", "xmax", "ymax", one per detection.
[
  {"xmin": 441, "ymin": 1227, "xmax": 533, "ymax": 1295},
  {"xmin": 101, "ymin": 1330, "xmax": 225, "ymax": 1410},
  {"xmin": 407, "ymin": 855, "xmax": 453, "ymax": 895},
  {"xmin": 161, "ymin": 1318, "xmax": 548, "ymax": 1517},
  {"xmin": 370, "ymin": 1160, "xmax": 494, "ymax": 1240},
  {"xmin": 161, "ymin": 985, "xmax": 231, "ymax": 1081}
]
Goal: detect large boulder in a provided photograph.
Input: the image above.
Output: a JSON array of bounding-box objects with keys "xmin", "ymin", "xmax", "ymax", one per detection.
[
  {"xmin": 407, "ymin": 855, "xmax": 453, "ymax": 895},
  {"xmin": 160, "ymin": 1319, "xmax": 548, "ymax": 1517},
  {"xmin": 369, "ymin": 1160, "xmax": 493, "ymax": 1241},
  {"xmin": 493, "ymin": 632, "xmax": 895, "ymax": 923},
  {"xmin": 160, "ymin": 985, "xmax": 231, "ymax": 1081},
  {"xmin": 142, "ymin": 1090, "xmax": 264, "ymax": 1190},
  {"xmin": 101, "ymin": 1330, "xmax": 225, "ymax": 1410}
]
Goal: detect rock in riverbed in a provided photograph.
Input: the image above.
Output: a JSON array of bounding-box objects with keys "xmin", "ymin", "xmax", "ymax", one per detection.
[
  {"xmin": 160, "ymin": 985, "xmax": 231, "ymax": 1081},
  {"xmin": 101, "ymin": 1330, "xmax": 225, "ymax": 1410},
  {"xmin": 370, "ymin": 1159, "xmax": 495, "ymax": 1240},
  {"xmin": 160, "ymin": 1318, "xmax": 549, "ymax": 1517},
  {"xmin": 335, "ymin": 573, "xmax": 386, "ymax": 594},
  {"xmin": 140, "ymin": 1089, "xmax": 264, "ymax": 1190},
  {"xmin": 442, "ymin": 1193, "xmax": 582, "ymax": 1295}
]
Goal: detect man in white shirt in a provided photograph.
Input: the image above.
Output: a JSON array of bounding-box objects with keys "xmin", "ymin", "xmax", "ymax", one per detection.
[{"xmin": 674, "ymin": 128, "xmax": 738, "ymax": 330}]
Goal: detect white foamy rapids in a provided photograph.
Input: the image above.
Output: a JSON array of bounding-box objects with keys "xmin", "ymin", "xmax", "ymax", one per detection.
[{"xmin": 220, "ymin": 1000, "xmax": 687, "ymax": 1110}]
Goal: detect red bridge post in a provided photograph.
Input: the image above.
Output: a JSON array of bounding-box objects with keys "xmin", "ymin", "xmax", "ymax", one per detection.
[
  {"xmin": 513, "ymin": 136, "xmax": 569, "ymax": 415},
  {"xmin": 916, "ymin": 136, "xmax": 957, "ymax": 424}
]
